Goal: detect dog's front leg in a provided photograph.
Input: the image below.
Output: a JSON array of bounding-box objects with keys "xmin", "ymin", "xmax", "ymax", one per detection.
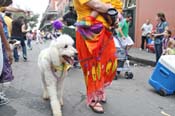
[
  {"xmin": 44, "ymin": 69, "xmax": 62, "ymax": 116},
  {"xmin": 41, "ymin": 73, "xmax": 49, "ymax": 100},
  {"xmin": 47, "ymin": 85, "xmax": 62, "ymax": 116},
  {"xmin": 57, "ymin": 78, "xmax": 65, "ymax": 107}
]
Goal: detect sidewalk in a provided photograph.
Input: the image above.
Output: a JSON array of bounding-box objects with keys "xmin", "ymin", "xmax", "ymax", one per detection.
[{"xmin": 128, "ymin": 48, "xmax": 156, "ymax": 66}]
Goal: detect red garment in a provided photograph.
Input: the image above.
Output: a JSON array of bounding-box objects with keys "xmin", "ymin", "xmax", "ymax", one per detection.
[{"xmin": 76, "ymin": 18, "xmax": 117, "ymax": 104}]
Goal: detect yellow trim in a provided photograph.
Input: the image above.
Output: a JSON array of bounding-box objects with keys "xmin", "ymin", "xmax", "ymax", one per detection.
[{"xmin": 52, "ymin": 64, "xmax": 72, "ymax": 72}]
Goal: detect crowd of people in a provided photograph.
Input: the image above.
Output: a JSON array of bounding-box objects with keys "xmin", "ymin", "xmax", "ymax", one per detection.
[
  {"xmin": 0, "ymin": 0, "xmax": 49, "ymax": 105},
  {"xmin": 0, "ymin": 0, "xmax": 26, "ymax": 105},
  {"xmin": 141, "ymin": 12, "xmax": 175, "ymax": 62}
]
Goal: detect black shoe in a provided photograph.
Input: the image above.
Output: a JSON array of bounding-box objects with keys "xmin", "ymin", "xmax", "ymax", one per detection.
[
  {"xmin": 15, "ymin": 59, "xmax": 19, "ymax": 62},
  {"xmin": 23, "ymin": 57, "xmax": 27, "ymax": 62}
]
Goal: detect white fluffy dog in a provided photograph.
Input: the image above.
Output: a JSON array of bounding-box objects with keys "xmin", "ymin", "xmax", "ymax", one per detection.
[{"xmin": 38, "ymin": 34, "xmax": 77, "ymax": 116}]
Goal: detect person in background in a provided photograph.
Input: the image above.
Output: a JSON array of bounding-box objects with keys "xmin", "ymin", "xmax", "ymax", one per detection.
[
  {"xmin": 11, "ymin": 16, "xmax": 29, "ymax": 62},
  {"xmin": 140, "ymin": 19, "xmax": 153, "ymax": 50},
  {"xmin": 0, "ymin": 0, "xmax": 13, "ymax": 105},
  {"xmin": 4, "ymin": 12, "xmax": 12, "ymax": 39},
  {"xmin": 164, "ymin": 39, "xmax": 175, "ymax": 55},
  {"xmin": 26, "ymin": 30, "xmax": 33, "ymax": 50},
  {"xmin": 162, "ymin": 30, "xmax": 172, "ymax": 55},
  {"xmin": 63, "ymin": 5, "xmax": 77, "ymax": 26},
  {"xmin": 118, "ymin": 14, "xmax": 134, "ymax": 51},
  {"xmin": 63, "ymin": 5, "xmax": 79, "ymax": 68},
  {"xmin": 36, "ymin": 30, "xmax": 43, "ymax": 44},
  {"xmin": 153, "ymin": 12, "xmax": 168, "ymax": 62}
]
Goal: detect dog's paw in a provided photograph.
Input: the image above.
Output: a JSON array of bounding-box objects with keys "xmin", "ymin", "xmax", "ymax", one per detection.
[
  {"xmin": 53, "ymin": 112, "xmax": 62, "ymax": 116},
  {"xmin": 53, "ymin": 109, "xmax": 62, "ymax": 116},
  {"xmin": 42, "ymin": 92, "xmax": 49, "ymax": 100},
  {"xmin": 60, "ymin": 99, "xmax": 64, "ymax": 107}
]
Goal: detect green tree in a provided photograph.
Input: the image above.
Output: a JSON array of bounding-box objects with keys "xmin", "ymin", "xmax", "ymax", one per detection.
[
  {"xmin": 27, "ymin": 14, "xmax": 39, "ymax": 29},
  {"xmin": 13, "ymin": 13, "xmax": 39, "ymax": 29}
]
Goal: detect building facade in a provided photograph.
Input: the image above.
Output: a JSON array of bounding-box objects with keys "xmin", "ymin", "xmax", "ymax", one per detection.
[
  {"xmin": 135, "ymin": 0, "xmax": 175, "ymax": 47},
  {"xmin": 39, "ymin": 0, "xmax": 70, "ymax": 30}
]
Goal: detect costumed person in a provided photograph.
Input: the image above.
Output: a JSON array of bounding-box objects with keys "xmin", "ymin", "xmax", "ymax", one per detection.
[
  {"xmin": 90, "ymin": 0, "xmax": 123, "ymax": 18},
  {"xmin": 0, "ymin": 0, "xmax": 14, "ymax": 105},
  {"xmin": 52, "ymin": 19, "xmax": 63, "ymax": 38},
  {"xmin": 74, "ymin": 0, "xmax": 122, "ymax": 113}
]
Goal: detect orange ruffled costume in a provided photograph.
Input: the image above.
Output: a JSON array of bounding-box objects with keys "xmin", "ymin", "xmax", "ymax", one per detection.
[{"xmin": 76, "ymin": 16, "xmax": 117, "ymax": 104}]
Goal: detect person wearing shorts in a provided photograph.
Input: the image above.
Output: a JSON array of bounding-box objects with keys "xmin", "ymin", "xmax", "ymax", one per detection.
[{"xmin": 117, "ymin": 15, "xmax": 134, "ymax": 50}]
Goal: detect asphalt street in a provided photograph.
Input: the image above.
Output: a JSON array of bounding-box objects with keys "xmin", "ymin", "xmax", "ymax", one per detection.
[{"xmin": 0, "ymin": 41, "xmax": 175, "ymax": 116}]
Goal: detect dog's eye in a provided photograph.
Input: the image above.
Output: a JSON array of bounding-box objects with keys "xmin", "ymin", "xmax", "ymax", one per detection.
[{"xmin": 64, "ymin": 45, "xmax": 68, "ymax": 48}]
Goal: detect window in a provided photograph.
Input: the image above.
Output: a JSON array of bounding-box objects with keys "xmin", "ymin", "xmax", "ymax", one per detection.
[{"xmin": 123, "ymin": 0, "xmax": 136, "ymax": 8}]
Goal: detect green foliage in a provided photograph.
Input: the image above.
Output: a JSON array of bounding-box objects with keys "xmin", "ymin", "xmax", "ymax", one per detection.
[{"xmin": 12, "ymin": 13, "xmax": 39, "ymax": 29}]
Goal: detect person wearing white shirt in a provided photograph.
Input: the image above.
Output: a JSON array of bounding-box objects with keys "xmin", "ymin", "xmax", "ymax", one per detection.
[{"xmin": 141, "ymin": 19, "xmax": 153, "ymax": 50}]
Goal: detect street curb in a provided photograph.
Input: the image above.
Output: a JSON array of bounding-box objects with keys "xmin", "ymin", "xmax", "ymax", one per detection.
[{"xmin": 128, "ymin": 55, "xmax": 156, "ymax": 67}]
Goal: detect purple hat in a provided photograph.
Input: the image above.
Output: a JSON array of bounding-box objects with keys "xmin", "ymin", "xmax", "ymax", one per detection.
[{"xmin": 52, "ymin": 20, "xmax": 63, "ymax": 30}]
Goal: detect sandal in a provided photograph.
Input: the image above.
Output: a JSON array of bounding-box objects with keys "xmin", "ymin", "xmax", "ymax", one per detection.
[
  {"xmin": 101, "ymin": 94, "xmax": 107, "ymax": 103},
  {"xmin": 101, "ymin": 99, "xmax": 107, "ymax": 104},
  {"xmin": 89, "ymin": 102, "xmax": 104, "ymax": 114}
]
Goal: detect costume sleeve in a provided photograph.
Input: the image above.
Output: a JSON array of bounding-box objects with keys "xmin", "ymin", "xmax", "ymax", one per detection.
[
  {"xmin": 111, "ymin": 0, "xmax": 123, "ymax": 13},
  {"xmin": 79, "ymin": 0, "xmax": 90, "ymax": 5}
]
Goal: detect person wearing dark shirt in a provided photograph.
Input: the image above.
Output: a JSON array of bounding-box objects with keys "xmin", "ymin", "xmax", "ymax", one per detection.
[
  {"xmin": 63, "ymin": 6, "xmax": 77, "ymax": 26},
  {"xmin": 11, "ymin": 16, "xmax": 28, "ymax": 62}
]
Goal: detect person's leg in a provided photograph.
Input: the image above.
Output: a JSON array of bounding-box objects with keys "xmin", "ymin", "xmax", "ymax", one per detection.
[
  {"xmin": 27, "ymin": 39, "xmax": 29, "ymax": 47},
  {"xmin": 155, "ymin": 43, "xmax": 162, "ymax": 63},
  {"xmin": 27, "ymin": 39, "xmax": 30, "ymax": 48},
  {"xmin": 154, "ymin": 44, "xmax": 158, "ymax": 62},
  {"xmin": 141, "ymin": 36, "xmax": 145, "ymax": 50},
  {"xmin": 126, "ymin": 36, "xmax": 134, "ymax": 51},
  {"xmin": 13, "ymin": 47, "xmax": 19, "ymax": 62},
  {"xmin": 145, "ymin": 37, "xmax": 149, "ymax": 50},
  {"xmin": 21, "ymin": 40, "xmax": 27, "ymax": 61},
  {"xmin": 157, "ymin": 43, "xmax": 162, "ymax": 61},
  {"xmin": 28, "ymin": 39, "xmax": 32, "ymax": 49},
  {"xmin": 145, "ymin": 37, "xmax": 149, "ymax": 46},
  {"xmin": 76, "ymin": 31, "xmax": 104, "ymax": 113}
]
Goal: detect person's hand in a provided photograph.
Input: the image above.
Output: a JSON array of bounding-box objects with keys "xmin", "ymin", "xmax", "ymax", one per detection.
[
  {"xmin": 152, "ymin": 34, "xmax": 156, "ymax": 37},
  {"xmin": 6, "ymin": 49, "xmax": 13, "ymax": 65},
  {"xmin": 122, "ymin": 36, "xmax": 126, "ymax": 40}
]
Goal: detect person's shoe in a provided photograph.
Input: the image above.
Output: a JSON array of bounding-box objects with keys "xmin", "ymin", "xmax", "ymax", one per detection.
[
  {"xmin": 0, "ymin": 95, "xmax": 9, "ymax": 106},
  {"xmin": 23, "ymin": 56, "xmax": 27, "ymax": 62},
  {"xmin": 89, "ymin": 102, "xmax": 104, "ymax": 114},
  {"xmin": 15, "ymin": 59, "xmax": 19, "ymax": 62},
  {"xmin": 23, "ymin": 59, "xmax": 27, "ymax": 62}
]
